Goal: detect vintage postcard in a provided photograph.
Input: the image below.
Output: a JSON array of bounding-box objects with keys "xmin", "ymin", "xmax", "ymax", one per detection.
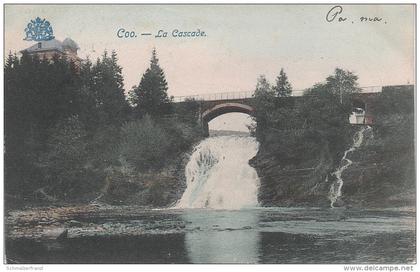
[{"xmin": 2, "ymin": 3, "xmax": 416, "ymax": 268}]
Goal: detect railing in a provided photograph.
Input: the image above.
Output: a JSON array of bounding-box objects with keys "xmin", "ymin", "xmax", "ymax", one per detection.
[
  {"xmin": 359, "ymin": 86, "xmax": 382, "ymax": 93},
  {"xmin": 172, "ymin": 85, "xmax": 384, "ymax": 102},
  {"xmin": 172, "ymin": 91, "xmax": 254, "ymax": 102}
]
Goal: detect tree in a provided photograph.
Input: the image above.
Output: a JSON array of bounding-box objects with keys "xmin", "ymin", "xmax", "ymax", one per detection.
[
  {"xmin": 38, "ymin": 115, "xmax": 101, "ymax": 199},
  {"xmin": 299, "ymin": 83, "xmax": 353, "ymax": 161},
  {"xmin": 88, "ymin": 50, "xmax": 130, "ymax": 127},
  {"xmin": 251, "ymin": 75, "xmax": 277, "ymax": 141},
  {"xmin": 119, "ymin": 115, "xmax": 171, "ymax": 171},
  {"xmin": 130, "ymin": 48, "xmax": 172, "ymax": 118},
  {"xmin": 4, "ymin": 48, "xmax": 202, "ymax": 203},
  {"xmin": 273, "ymin": 68, "xmax": 292, "ymax": 97},
  {"xmin": 5, "ymin": 52, "xmax": 28, "ymax": 195},
  {"xmin": 251, "ymin": 69, "xmax": 359, "ymax": 168},
  {"xmin": 75, "ymin": 58, "xmax": 100, "ymax": 129},
  {"xmin": 4, "ymin": 52, "xmax": 83, "ymax": 196},
  {"xmin": 326, "ymin": 68, "xmax": 360, "ymax": 105},
  {"xmin": 173, "ymin": 98, "xmax": 201, "ymax": 125},
  {"xmin": 254, "ymin": 75, "xmax": 272, "ymax": 96}
]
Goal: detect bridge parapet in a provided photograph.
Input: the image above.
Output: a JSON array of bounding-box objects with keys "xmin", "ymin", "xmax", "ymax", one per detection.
[{"xmin": 173, "ymin": 86, "xmax": 383, "ymax": 102}]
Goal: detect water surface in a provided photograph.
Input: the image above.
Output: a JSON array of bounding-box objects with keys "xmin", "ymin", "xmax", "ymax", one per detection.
[{"xmin": 6, "ymin": 206, "xmax": 415, "ymax": 264}]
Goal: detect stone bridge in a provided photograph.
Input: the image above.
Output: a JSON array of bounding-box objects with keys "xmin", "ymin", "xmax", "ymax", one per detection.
[
  {"xmin": 199, "ymin": 99, "xmax": 254, "ymax": 136},
  {"xmin": 173, "ymin": 85, "xmax": 411, "ymax": 136}
]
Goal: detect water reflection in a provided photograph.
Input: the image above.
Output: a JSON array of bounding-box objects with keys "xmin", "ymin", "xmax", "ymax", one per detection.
[
  {"xmin": 182, "ymin": 209, "xmax": 260, "ymax": 263},
  {"xmin": 7, "ymin": 233, "xmax": 190, "ymax": 264}
]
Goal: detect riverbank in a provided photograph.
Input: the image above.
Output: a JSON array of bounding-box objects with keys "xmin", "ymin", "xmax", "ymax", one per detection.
[{"xmin": 6, "ymin": 204, "xmax": 185, "ymax": 240}]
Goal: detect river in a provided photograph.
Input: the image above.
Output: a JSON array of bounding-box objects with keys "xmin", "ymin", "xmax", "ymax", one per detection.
[
  {"xmin": 5, "ymin": 136, "xmax": 416, "ymax": 264},
  {"xmin": 5, "ymin": 206, "xmax": 416, "ymax": 264}
]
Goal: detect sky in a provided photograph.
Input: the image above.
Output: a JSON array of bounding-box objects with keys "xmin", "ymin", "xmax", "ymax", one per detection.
[
  {"xmin": 209, "ymin": 112, "xmax": 254, "ymax": 132},
  {"xmin": 5, "ymin": 4, "xmax": 415, "ymax": 99}
]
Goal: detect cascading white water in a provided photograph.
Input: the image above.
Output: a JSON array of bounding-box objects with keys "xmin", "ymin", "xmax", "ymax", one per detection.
[
  {"xmin": 176, "ymin": 135, "xmax": 260, "ymax": 210},
  {"xmin": 329, "ymin": 126, "xmax": 372, "ymax": 207}
]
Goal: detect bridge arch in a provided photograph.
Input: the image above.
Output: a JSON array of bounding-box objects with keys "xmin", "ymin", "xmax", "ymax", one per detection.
[{"xmin": 201, "ymin": 102, "xmax": 254, "ymax": 136}]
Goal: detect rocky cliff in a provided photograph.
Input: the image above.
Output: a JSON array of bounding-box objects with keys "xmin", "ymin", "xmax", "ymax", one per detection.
[{"xmin": 251, "ymin": 86, "xmax": 415, "ymax": 208}]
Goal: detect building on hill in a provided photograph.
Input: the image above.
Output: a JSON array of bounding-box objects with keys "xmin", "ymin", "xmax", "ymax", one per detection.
[{"xmin": 20, "ymin": 37, "xmax": 82, "ymax": 67}]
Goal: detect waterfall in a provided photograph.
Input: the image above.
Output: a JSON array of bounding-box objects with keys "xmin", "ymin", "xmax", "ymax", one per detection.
[
  {"xmin": 176, "ymin": 136, "xmax": 260, "ymax": 210},
  {"xmin": 329, "ymin": 126, "xmax": 372, "ymax": 207}
]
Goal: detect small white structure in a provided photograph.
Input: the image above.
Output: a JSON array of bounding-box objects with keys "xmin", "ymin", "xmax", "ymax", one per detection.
[{"xmin": 349, "ymin": 107, "xmax": 366, "ymax": 124}]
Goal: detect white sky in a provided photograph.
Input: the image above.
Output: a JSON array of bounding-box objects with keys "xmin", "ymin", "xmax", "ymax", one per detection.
[
  {"xmin": 5, "ymin": 4, "xmax": 415, "ymax": 99},
  {"xmin": 209, "ymin": 112, "xmax": 254, "ymax": 132}
]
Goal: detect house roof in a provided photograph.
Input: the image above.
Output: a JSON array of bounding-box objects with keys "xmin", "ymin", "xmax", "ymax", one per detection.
[
  {"xmin": 62, "ymin": 38, "xmax": 79, "ymax": 50},
  {"xmin": 21, "ymin": 38, "xmax": 79, "ymax": 54}
]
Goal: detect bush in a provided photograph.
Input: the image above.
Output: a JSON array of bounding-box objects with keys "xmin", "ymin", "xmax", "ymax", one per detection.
[
  {"xmin": 38, "ymin": 115, "xmax": 101, "ymax": 198},
  {"xmin": 120, "ymin": 115, "xmax": 172, "ymax": 171}
]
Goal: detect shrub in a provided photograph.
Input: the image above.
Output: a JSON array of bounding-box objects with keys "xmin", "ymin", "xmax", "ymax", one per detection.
[
  {"xmin": 120, "ymin": 115, "xmax": 172, "ymax": 171},
  {"xmin": 38, "ymin": 115, "xmax": 100, "ymax": 198}
]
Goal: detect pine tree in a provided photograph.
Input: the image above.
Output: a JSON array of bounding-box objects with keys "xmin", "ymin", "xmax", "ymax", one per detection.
[
  {"xmin": 255, "ymin": 75, "xmax": 271, "ymax": 94},
  {"xmin": 273, "ymin": 68, "xmax": 292, "ymax": 97},
  {"xmin": 89, "ymin": 50, "xmax": 130, "ymax": 126},
  {"xmin": 131, "ymin": 48, "xmax": 171, "ymax": 118},
  {"xmin": 4, "ymin": 52, "xmax": 83, "ymax": 195},
  {"xmin": 4, "ymin": 52, "xmax": 27, "ymax": 195},
  {"xmin": 77, "ymin": 57, "xmax": 99, "ymax": 129}
]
